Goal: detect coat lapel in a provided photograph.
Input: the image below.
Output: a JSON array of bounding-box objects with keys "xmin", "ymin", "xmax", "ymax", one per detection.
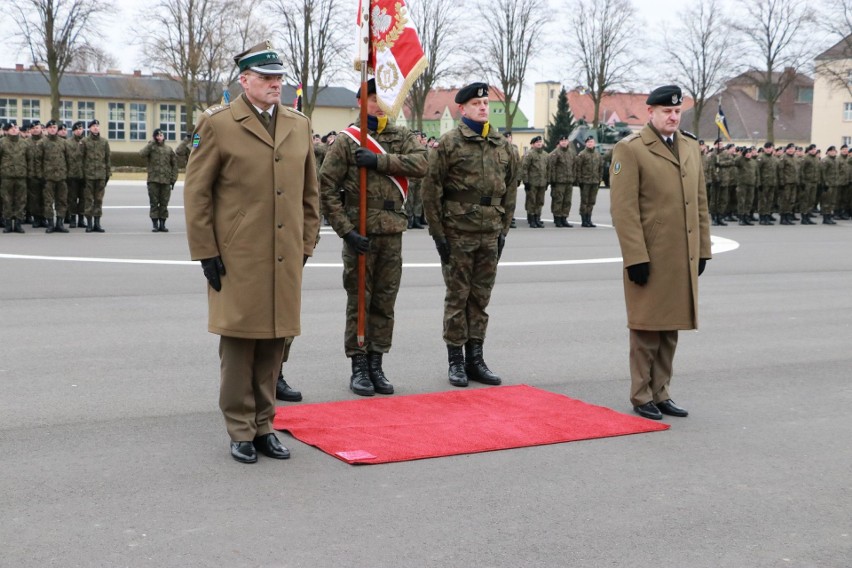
[
  {"xmin": 640, "ymin": 125, "xmax": 679, "ymax": 166},
  {"xmin": 231, "ymin": 95, "xmax": 274, "ymax": 147},
  {"xmin": 274, "ymin": 106, "xmax": 295, "ymax": 151}
]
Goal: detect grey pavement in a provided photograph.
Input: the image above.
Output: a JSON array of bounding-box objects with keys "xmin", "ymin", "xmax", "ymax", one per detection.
[{"xmin": 0, "ymin": 182, "xmax": 850, "ymax": 567}]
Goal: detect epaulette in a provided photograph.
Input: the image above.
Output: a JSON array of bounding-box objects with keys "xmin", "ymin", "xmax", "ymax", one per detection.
[
  {"xmin": 204, "ymin": 105, "xmax": 227, "ymax": 116},
  {"xmin": 623, "ymin": 132, "xmax": 641, "ymax": 142},
  {"xmin": 680, "ymin": 129, "xmax": 697, "ymax": 140},
  {"xmin": 281, "ymin": 106, "xmax": 307, "ymax": 120}
]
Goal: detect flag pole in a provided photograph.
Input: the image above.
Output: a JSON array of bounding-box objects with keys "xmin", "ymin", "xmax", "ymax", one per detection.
[{"xmin": 356, "ymin": 1, "xmax": 369, "ymax": 347}]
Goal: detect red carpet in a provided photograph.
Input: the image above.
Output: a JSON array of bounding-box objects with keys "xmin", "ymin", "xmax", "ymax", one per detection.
[{"xmin": 273, "ymin": 385, "xmax": 669, "ymax": 464}]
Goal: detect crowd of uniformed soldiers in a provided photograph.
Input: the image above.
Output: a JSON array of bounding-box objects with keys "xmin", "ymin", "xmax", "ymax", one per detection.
[{"xmin": 701, "ymin": 139, "xmax": 852, "ymax": 226}]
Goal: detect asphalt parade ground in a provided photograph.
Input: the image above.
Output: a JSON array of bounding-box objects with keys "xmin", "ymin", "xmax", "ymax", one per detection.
[{"xmin": 1, "ymin": 181, "xmax": 850, "ymax": 567}]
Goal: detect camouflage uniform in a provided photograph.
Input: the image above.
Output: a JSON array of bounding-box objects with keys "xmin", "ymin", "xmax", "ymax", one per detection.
[
  {"xmin": 140, "ymin": 140, "xmax": 178, "ymax": 220},
  {"xmin": 713, "ymin": 151, "xmax": 734, "ymax": 219},
  {"xmin": 548, "ymin": 145, "xmax": 574, "ymax": 222},
  {"xmin": 756, "ymin": 150, "xmax": 776, "ymax": 219},
  {"xmin": 320, "ymin": 119, "xmax": 427, "ymax": 357},
  {"xmin": 799, "ymin": 152, "xmax": 819, "ymax": 215},
  {"xmin": 574, "ymin": 147, "xmax": 601, "ymax": 217},
  {"xmin": 819, "ymin": 155, "xmax": 841, "ymax": 216},
  {"xmin": 36, "ymin": 133, "xmax": 70, "ymax": 222},
  {"xmin": 734, "ymin": 154, "xmax": 758, "ymax": 219},
  {"xmin": 81, "ymin": 131, "xmax": 111, "ymax": 218},
  {"xmin": 520, "ymin": 147, "xmax": 548, "ymax": 220},
  {"xmin": 421, "ymin": 121, "xmax": 517, "ymax": 346},
  {"xmin": 839, "ymin": 154, "xmax": 851, "ymax": 218},
  {"xmin": 702, "ymin": 150, "xmax": 715, "ymax": 209},
  {"xmin": 66, "ymin": 132, "xmax": 85, "ymax": 226},
  {"xmin": 26, "ymin": 133, "xmax": 45, "ymax": 224},
  {"xmin": 0, "ymin": 134, "xmax": 30, "ymax": 226},
  {"xmin": 778, "ymin": 152, "xmax": 798, "ymax": 222},
  {"xmin": 174, "ymin": 137, "xmax": 192, "ymax": 169}
]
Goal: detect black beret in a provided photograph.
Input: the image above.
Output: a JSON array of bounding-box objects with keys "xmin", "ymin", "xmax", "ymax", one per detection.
[
  {"xmin": 559, "ymin": 134, "xmax": 568, "ymax": 140},
  {"xmin": 715, "ymin": 138, "xmax": 723, "ymax": 144},
  {"xmin": 72, "ymin": 121, "xmax": 85, "ymax": 130},
  {"xmin": 30, "ymin": 120, "xmax": 41, "ymax": 127},
  {"xmin": 504, "ymin": 131, "xmax": 512, "ymax": 136},
  {"xmin": 785, "ymin": 142, "xmax": 795, "ymax": 149},
  {"xmin": 531, "ymin": 136, "xmax": 542, "ymax": 144},
  {"xmin": 153, "ymin": 128, "xmax": 164, "ymax": 137},
  {"xmin": 827, "ymin": 145, "xmax": 836, "ymax": 152},
  {"xmin": 1, "ymin": 120, "xmax": 15, "ymax": 131},
  {"xmin": 763, "ymin": 141, "xmax": 774, "ymax": 148},
  {"xmin": 20, "ymin": 124, "xmax": 30, "ymax": 132},
  {"xmin": 585, "ymin": 136, "xmax": 595, "ymax": 142},
  {"xmin": 45, "ymin": 120, "xmax": 57, "ymax": 128},
  {"xmin": 455, "ymin": 82, "xmax": 488, "ymax": 104},
  {"xmin": 698, "ymin": 139, "xmax": 705, "ymax": 145},
  {"xmin": 88, "ymin": 119, "xmax": 100, "ymax": 128},
  {"xmin": 646, "ymin": 85, "xmax": 683, "ymax": 106},
  {"xmin": 842, "ymin": 144, "xmax": 849, "ymax": 149},
  {"xmin": 356, "ymin": 78, "xmax": 376, "ymax": 99},
  {"xmin": 57, "ymin": 122, "xmax": 66, "ymax": 129}
]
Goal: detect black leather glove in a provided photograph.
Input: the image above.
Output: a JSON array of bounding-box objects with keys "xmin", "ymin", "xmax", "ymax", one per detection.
[
  {"xmin": 354, "ymin": 148, "xmax": 378, "ymax": 169},
  {"xmin": 303, "ymin": 254, "xmax": 309, "ymax": 266},
  {"xmin": 524, "ymin": 181, "xmax": 531, "ymax": 190},
  {"xmin": 434, "ymin": 237, "xmax": 450, "ymax": 265},
  {"xmin": 170, "ymin": 183, "xmax": 175, "ymax": 191},
  {"xmin": 626, "ymin": 262, "xmax": 650, "ymax": 286},
  {"xmin": 343, "ymin": 230, "xmax": 370, "ymax": 254},
  {"xmin": 200, "ymin": 256, "xmax": 226, "ymax": 291},
  {"xmin": 497, "ymin": 234, "xmax": 505, "ymax": 260},
  {"xmin": 698, "ymin": 258, "xmax": 708, "ymax": 276}
]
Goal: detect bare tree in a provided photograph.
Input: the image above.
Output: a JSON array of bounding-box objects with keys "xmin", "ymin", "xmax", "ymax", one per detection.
[
  {"xmin": 10, "ymin": 0, "xmax": 109, "ymax": 121},
  {"xmin": 734, "ymin": 0, "xmax": 816, "ymax": 141},
  {"xmin": 65, "ymin": 45, "xmax": 118, "ymax": 73},
  {"xmin": 267, "ymin": 0, "xmax": 348, "ymax": 118},
  {"xmin": 565, "ymin": 0, "xmax": 641, "ymax": 128},
  {"xmin": 405, "ymin": 0, "xmax": 462, "ymax": 131},
  {"xmin": 815, "ymin": 0, "xmax": 852, "ymax": 96},
  {"xmin": 473, "ymin": 0, "xmax": 548, "ymax": 132},
  {"xmin": 666, "ymin": 0, "xmax": 734, "ymax": 137}
]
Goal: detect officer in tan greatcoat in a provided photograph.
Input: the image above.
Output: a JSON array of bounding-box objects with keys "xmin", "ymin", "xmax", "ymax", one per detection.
[
  {"xmin": 610, "ymin": 85, "xmax": 712, "ymax": 421},
  {"xmin": 184, "ymin": 41, "xmax": 320, "ymax": 464}
]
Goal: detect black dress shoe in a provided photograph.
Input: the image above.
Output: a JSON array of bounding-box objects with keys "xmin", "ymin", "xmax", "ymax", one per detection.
[
  {"xmin": 230, "ymin": 441, "xmax": 257, "ymax": 464},
  {"xmin": 657, "ymin": 399, "xmax": 688, "ymax": 417},
  {"xmin": 275, "ymin": 373, "xmax": 303, "ymax": 402},
  {"xmin": 633, "ymin": 402, "xmax": 662, "ymax": 420},
  {"xmin": 253, "ymin": 433, "xmax": 290, "ymax": 459}
]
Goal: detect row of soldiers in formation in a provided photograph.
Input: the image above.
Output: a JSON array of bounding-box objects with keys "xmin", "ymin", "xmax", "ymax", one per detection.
[
  {"xmin": 0, "ymin": 119, "xmax": 192, "ymax": 235},
  {"xmin": 700, "ymin": 139, "xmax": 852, "ymax": 225}
]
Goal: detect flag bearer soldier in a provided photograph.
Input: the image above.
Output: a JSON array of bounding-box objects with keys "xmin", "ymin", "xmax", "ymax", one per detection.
[
  {"xmin": 66, "ymin": 122, "xmax": 86, "ymax": 228},
  {"xmin": 36, "ymin": 120, "xmax": 71, "ymax": 233},
  {"xmin": 184, "ymin": 40, "xmax": 320, "ymax": 464},
  {"xmin": 81, "ymin": 119, "xmax": 110, "ymax": 232},
  {"xmin": 609, "ymin": 85, "xmax": 711, "ymax": 421},
  {"xmin": 422, "ymin": 82, "xmax": 517, "ymax": 388},
  {"xmin": 319, "ymin": 78, "xmax": 428, "ymax": 396},
  {"xmin": 140, "ymin": 128, "xmax": 179, "ymax": 232},
  {"xmin": 0, "ymin": 121, "xmax": 29, "ymax": 233},
  {"xmin": 548, "ymin": 134, "xmax": 575, "ymax": 227},
  {"xmin": 819, "ymin": 146, "xmax": 841, "ymax": 225},
  {"xmin": 574, "ymin": 136, "xmax": 602, "ymax": 227},
  {"xmin": 520, "ymin": 135, "xmax": 548, "ymax": 227}
]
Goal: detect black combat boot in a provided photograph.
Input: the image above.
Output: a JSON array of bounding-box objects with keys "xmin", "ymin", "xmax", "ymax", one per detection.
[
  {"xmin": 45, "ymin": 217, "xmax": 55, "ymax": 233},
  {"xmin": 407, "ymin": 215, "xmax": 414, "ymax": 229},
  {"xmin": 711, "ymin": 214, "xmax": 720, "ymax": 226},
  {"xmin": 534, "ymin": 214, "xmax": 544, "ymax": 228},
  {"xmin": 823, "ymin": 214, "xmax": 836, "ymax": 225},
  {"xmin": 349, "ymin": 354, "xmax": 374, "ymax": 396},
  {"xmin": 801, "ymin": 215, "xmax": 814, "ymax": 225},
  {"xmin": 367, "ymin": 352, "xmax": 394, "ymax": 395},
  {"xmin": 54, "ymin": 216, "xmax": 69, "ymax": 233},
  {"xmin": 3, "ymin": 219, "xmax": 13, "ymax": 233},
  {"xmin": 464, "ymin": 340, "xmax": 502, "ymax": 385},
  {"xmin": 77, "ymin": 214, "xmax": 86, "ymax": 228},
  {"xmin": 93, "ymin": 217, "xmax": 105, "ymax": 232},
  {"xmin": 0, "ymin": 217, "xmax": 5, "ymax": 228},
  {"xmin": 780, "ymin": 213, "xmax": 791, "ymax": 225},
  {"xmin": 158, "ymin": 218, "xmax": 169, "ymax": 232},
  {"xmin": 85, "ymin": 216, "xmax": 93, "ymax": 233},
  {"xmin": 744, "ymin": 214, "xmax": 754, "ymax": 225},
  {"xmin": 447, "ymin": 345, "xmax": 468, "ymax": 387},
  {"xmin": 587, "ymin": 214, "xmax": 596, "ymax": 227},
  {"xmin": 563, "ymin": 216, "xmax": 573, "ymax": 227},
  {"xmin": 554, "ymin": 216, "xmax": 563, "ymax": 227},
  {"xmin": 527, "ymin": 213, "xmax": 535, "ymax": 228},
  {"xmin": 419, "ymin": 214, "xmax": 428, "ymax": 226},
  {"xmin": 411, "ymin": 216, "xmax": 423, "ymax": 229},
  {"xmin": 758, "ymin": 215, "xmax": 768, "ymax": 225},
  {"xmin": 717, "ymin": 214, "xmax": 728, "ymax": 226},
  {"xmin": 151, "ymin": 218, "xmax": 160, "ymax": 232},
  {"xmin": 738, "ymin": 215, "xmax": 748, "ymax": 226},
  {"xmin": 581, "ymin": 214, "xmax": 590, "ymax": 227},
  {"xmin": 25, "ymin": 214, "xmax": 34, "ymax": 224},
  {"xmin": 14, "ymin": 219, "xmax": 25, "ymax": 233},
  {"xmin": 791, "ymin": 213, "xmax": 800, "ymax": 221},
  {"xmin": 68, "ymin": 215, "xmax": 76, "ymax": 228},
  {"xmin": 275, "ymin": 370, "xmax": 303, "ymax": 402}
]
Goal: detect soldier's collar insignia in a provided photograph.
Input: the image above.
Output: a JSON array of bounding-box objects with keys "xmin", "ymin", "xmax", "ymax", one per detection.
[
  {"xmin": 613, "ymin": 161, "xmax": 621, "ymax": 175},
  {"xmin": 192, "ymin": 133, "xmax": 201, "ymax": 149}
]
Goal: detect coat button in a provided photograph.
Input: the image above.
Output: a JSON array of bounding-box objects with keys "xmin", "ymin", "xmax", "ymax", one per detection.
[
  {"xmin": 278, "ymin": 223, "xmax": 283, "ymax": 228},
  {"xmin": 277, "ymin": 190, "xmax": 282, "ymax": 195},
  {"xmin": 275, "ymin": 155, "xmax": 281, "ymax": 162},
  {"xmin": 278, "ymin": 256, "xmax": 283, "ymax": 262}
]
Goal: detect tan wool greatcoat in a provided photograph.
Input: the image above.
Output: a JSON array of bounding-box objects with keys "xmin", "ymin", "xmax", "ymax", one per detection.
[
  {"xmin": 610, "ymin": 124, "xmax": 711, "ymax": 331},
  {"xmin": 184, "ymin": 95, "xmax": 320, "ymax": 339}
]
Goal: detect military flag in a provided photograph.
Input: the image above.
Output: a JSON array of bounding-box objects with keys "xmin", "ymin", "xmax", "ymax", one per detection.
[
  {"xmin": 715, "ymin": 102, "xmax": 731, "ymax": 141},
  {"xmin": 293, "ymin": 83, "xmax": 303, "ymax": 112},
  {"xmin": 221, "ymin": 83, "xmax": 231, "ymax": 106}
]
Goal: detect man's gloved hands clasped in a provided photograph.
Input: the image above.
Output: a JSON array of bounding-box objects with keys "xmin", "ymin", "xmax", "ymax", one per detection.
[
  {"xmin": 201, "ymin": 256, "xmax": 226, "ymax": 291},
  {"xmin": 698, "ymin": 258, "xmax": 708, "ymax": 276},
  {"xmin": 626, "ymin": 262, "xmax": 650, "ymax": 286},
  {"xmin": 343, "ymin": 230, "xmax": 370, "ymax": 254},
  {"xmin": 354, "ymin": 148, "xmax": 378, "ymax": 169},
  {"xmin": 434, "ymin": 237, "xmax": 450, "ymax": 265},
  {"xmin": 497, "ymin": 234, "xmax": 506, "ymax": 260}
]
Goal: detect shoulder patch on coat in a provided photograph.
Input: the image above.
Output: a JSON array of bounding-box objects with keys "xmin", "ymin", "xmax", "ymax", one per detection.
[
  {"xmin": 679, "ymin": 129, "xmax": 697, "ymax": 140},
  {"xmin": 612, "ymin": 161, "xmax": 622, "ymax": 175},
  {"xmin": 204, "ymin": 105, "xmax": 227, "ymax": 116},
  {"xmin": 192, "ymin": 133, "xmax": 201, "ymax": 149}
]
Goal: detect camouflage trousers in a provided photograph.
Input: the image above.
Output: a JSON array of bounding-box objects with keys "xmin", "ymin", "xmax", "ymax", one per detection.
[
  {"xmin": 579, "ymin": 183, "xmax": 599, "ymax": 215},
  {"xmin": 839, "ymin": 183, "xmax": 852, "ymax": 212},
  {"xmin": 778, "ymin": 183, "xmax": 796, "ymax": 214},
  {"xmin": 550, "ymin": 183, "xmax": 572, "ymax": 216},
  {"xmin": 148, "ymin": 182, "xmax": 172, "ymax": 219},
  {"xmin": 727, "ymin": 186, "xmax": 738, "ymax": 213},
  {"xmin": 821, "ymin": 186, "xmax": 837, "ymax": 214},
  {"xmin": 342, "ymin": 232, "xmax": 402, "ymax": 357},
  {"xmin": 43, "ymin": 180, "xmax": 68, "ymax": 218},
  {"xmin": 84, "ymin": 179, "xmax": 107, "ymax": 217},
  {"xmin": 524, "ymin": 184, "xmax": 546, "ymax": 215},
  {"xmin": 27, "ymin": 178, "xmax": 44, "ymax": 217},
  {"xmin": 736, "ymin": 185, "xmax": 754, "ymax": 215},
  {"xmin": 757, "ymin": 185, "xmax": 775, "ymax": 215},
  {"xmin": 1, "ymin": 177, "xmax": 27, "ymax": 220},
  {"xmin": 67, "ymin": 178, "xmax": 85, "ymax": 216},
  {"xmin": 799, "ymin": 183, "xmax": 817, "ymax": 214},
  {"xmin": 404, "ymin": 185, "xmax": 423, "ymax": 218},
  {"xmin": 441, "ymin": 228, "xmax": 500, "ymax": 346},
  {"xmin": 710, "ymin": 182, "xmax": 728, "ymax": 215}
]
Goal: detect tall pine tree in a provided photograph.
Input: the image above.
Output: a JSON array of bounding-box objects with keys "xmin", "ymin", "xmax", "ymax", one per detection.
[{"xmin": 545, "ymin": 87, "xmax": 575, "ymax": 151}]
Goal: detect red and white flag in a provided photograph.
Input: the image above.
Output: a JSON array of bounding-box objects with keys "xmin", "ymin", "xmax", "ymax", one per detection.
[{"xmin": 354, "ymin": 0, "xmax": 427, "ymax": 117}]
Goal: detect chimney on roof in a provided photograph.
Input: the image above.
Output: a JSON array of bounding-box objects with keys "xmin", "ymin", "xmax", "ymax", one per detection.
[
  {"xmin": 133, "ymin": 69, "xmax": 142, "ymax": 77},
  {"xmin": 15, "ymin": 64, "xmax": 24, "ymax": 71}
]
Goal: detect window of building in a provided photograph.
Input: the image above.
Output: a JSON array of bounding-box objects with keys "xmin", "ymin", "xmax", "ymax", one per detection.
[
  {"xmin": 59, "ymin": 100, "xmax": 74, "ymax": 123},
  {"xmin": 22, "ymin": 99, "xmax": 40, "ymax": 125},
  {"xmin": 130, "ymin": 103, "xmax": 147, "ymax": 140},
  {"xmin": 159, "ymin": 104, "xmax": 177, "ymax": 140},
  {"xmin": 843, "ymin": 136, "xmax": 852, "ymax": 147},
  {"xmin": 844, "ymin": 103, "xmax": 852, "ymax": 122},
  {"xmin": 0, "ymin": 98, "xmax": 17, "ymax": 124},
  {"xmin": 77, "ymin": 101, "xmax": 95, "ymax": 123},
  {"xmin": 796, "ymin": 87, "xmax": 813, "ymax": 103},
  {"xmin": 181, "ymin": 105, "xmax": 188, "ymax": 136},
  {"xmin": 108, "ymin": 102, "xmax": 126, "ymax": 140}
]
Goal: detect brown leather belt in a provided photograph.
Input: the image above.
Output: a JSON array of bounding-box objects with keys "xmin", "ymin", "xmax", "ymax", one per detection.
[{"xmin": 443, "ymin": 190, "xmax": 503, "ymax": 206}]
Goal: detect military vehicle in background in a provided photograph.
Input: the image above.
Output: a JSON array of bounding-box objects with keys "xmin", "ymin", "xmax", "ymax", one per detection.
[{"xmin": 568, "ymin": 120, "xmax": 633, "ymax": 187}]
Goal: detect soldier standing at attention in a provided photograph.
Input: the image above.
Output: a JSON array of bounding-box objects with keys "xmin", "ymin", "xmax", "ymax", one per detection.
[
  {"xmin": 548, "ymin": 134, "xmax": 575, "ymax": 227},
  {"xmin": 81, "ymin": 119, "xmax": 110, "ymax": 233},
  {"xmin": 799, "ymin": 145, "xmax": 819, "ymax": 224},
  {"xmin": 574, "ymin": 136, "xmax": 602, "ymax": 227},
  {"xmin": 609, "ymin": 85, "xmax": 711, "ymax": 421},
  {"xmin": 756, "ymin": 143, "xmax": 776, "ymax": 225},
  {"xmin": 26, "ymin": 120, "xmax": 46, "ymax": 228},
  {"xmin": 778, "ymin": 143, "xmax": 799, "ymax": 225},
  {"xmin": 66, "ymin": 122, "xmax": 86, "ymax": 228},
  {"xmin": 0, "ymin": 121, "xmax": 29, "ymax": 233},
  {"xmin": 320, "ymin": 78, "xmax": 427, "ymax": 397},
  {"xmin": 140, "ymin": 128, "xmax": 178, "ymax": 232},
  {"xmin": 36, "ymin": 120, "xmax": 70, "ymax": 233},
  {"xmin": 838, "ymin": 145, "xmax": 851, "ymax": 219},
  {"xmin": 819, "ymin": 146, "xmax": 841, "ymax": 225},
  {"xmin": 184, "ymin": 41, "xmax": 320, "ymax": 464},
  {"xmin": 174, "ymin": 134, "xmax": 192, "ymax": 170},
  {"xmin": 421, "ymin": 82, "xmax": 517, "ymax": 388},
  {"xmin": 734, "ymin": 146, "xmax": 758, "ymax": 226},
  {"xmin": 520, "ymin": 135, "xmax": 548, "ymax": 228}
]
